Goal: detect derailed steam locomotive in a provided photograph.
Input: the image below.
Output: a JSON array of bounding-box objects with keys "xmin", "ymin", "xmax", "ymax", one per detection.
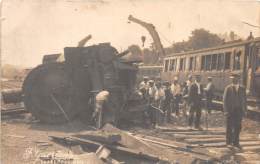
[{"xmin": 5, "ymin": 43, "xmax": 145, "ymax": 124}]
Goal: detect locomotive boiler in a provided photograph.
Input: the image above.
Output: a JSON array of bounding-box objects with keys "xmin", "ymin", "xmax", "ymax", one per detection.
[{"xmin": 3, "ymin": 43, "xmax": 143, "ymax": 124}]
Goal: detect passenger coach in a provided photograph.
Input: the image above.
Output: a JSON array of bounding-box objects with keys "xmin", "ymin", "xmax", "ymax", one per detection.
[
  {"xmin": 137, "ymin": 65, "xmax": 163, "ymax": 82},
  {"xmin": 161, "ymin": 38, "xmax": 260, "ymax": 100}
]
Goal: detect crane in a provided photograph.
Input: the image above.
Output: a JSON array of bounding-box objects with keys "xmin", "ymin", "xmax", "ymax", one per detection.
[{"xmin": 128, "ymin": 15, "xmax": 166, "ymax": 62}]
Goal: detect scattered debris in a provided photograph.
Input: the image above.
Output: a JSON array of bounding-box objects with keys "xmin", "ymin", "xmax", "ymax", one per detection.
[
  {"xmin": 36, "ymin": 142, "xmax": 53, "ymax": 147},
  {"xmin": 1, "ymin": 107, "xmax": 27, "ymax": 116},
  {"xmin": 73, "ymin": 131, "xmax": 121, "ymax": 144},
  {"xmin": 96, "ymin": 145, "xmax": 111, "ymax": 160},
  {"xmin": 48, "ymin": 124, "xmax": 165, "ymax": 163},
  {"xmin": 71, "ymin": 145, "xmax": 85, "ymax": 154},
  {"xmin": 6, "ymin": 134, "xmax": 26, "ymax": 139},
  {"xmin": 102, "ymin": 123, "xmax": 160, "ymax": 156}
]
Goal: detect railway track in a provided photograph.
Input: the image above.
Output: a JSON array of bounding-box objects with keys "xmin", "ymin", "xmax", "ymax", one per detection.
[
  {"xmin": 1, "ymin": 80, "xmax": 22, "ymax": 89},
  {"xmin": 130, "ymin": 126, "xmax": 260, "ymax": 163}
]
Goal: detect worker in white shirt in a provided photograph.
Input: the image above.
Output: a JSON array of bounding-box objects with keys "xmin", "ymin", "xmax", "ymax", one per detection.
[
  {"xmin": 148, "ymin": 80, "xmax": 157, "ymax": 105},
  {"xmin": 154, "ymin": 82, "xmax": 165, "ymax": 125},
  {"xmin": 204, "ymin": 76, "xmax": 215, "ymax": 114},
  {"xmin": 171, "ymin": 77, "xmax": 182, "ymax": 116},
  {"xmin": 93, "ymin": 90, "xmax": 110, "ymax": 129}
]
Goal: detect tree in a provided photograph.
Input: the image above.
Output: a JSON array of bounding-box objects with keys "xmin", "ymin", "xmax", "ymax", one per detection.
[
  {"xmin": 188, "ymin": 28, "xmax": 224, "ymax": 50},
  {"xmin": 169, "ymin": 28, "xmax": 224, "ymax": 53}
]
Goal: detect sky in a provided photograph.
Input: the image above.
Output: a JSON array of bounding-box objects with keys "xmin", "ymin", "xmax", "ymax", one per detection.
[{"xmin": 1, "ymin": 0, "xmax": 260, "ymax": 67}]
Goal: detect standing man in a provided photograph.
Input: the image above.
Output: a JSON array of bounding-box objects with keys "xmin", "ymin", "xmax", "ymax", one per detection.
[
  {"xmin": 154, "ymin": 82, "xmax": 165, "ymax": 125},
  {"xmin": 139, "ymin": 76, "xmax": 149, "ymax": 100},
  {"xmin": 186, "ymin": 75, "xmax": 193, "ymax": 88},
  {"xmin": 204, "ymin": 76, "xmax": 215, "ymax": 114},
  {"xmin": 171, "ymin": 77, "xmax": 182, "ymax": 116},
  {"xmin": 147, "ymin": 80, "xmax": 157, "ymax": 127},
  {"xmin": 182, "ymin": 81, "xmax": 189, "ymax": 117},
  {"xmin": 163, "ymin": 81, "xmax": 173, "ymax": 123},
  {"xmin": 148, "ymin": 80, "xmax": 156, "ymax": 105},
  {"xmin": 223, "ymin": 73, "xmax": 247, "ymax": 148},
  {"xmin": 188, "ymin": 75, "xmax": 203, "ymax": 130}
]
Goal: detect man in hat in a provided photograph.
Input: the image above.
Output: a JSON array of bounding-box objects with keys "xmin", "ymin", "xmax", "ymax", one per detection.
[
  {"xmin": 223, "ymin": 73, "xmax": 247, "ymax": 148},
  {"xmin": 188, "ymin": 74, "xmax": 204, "ymax": 130},
  {"xmin": 139, "ymin": 76, "xmax": 149, "ymax": 100},
  {"xmin": 204, "ymin": 76, "xmax": 215, "ymax": 114},
  {"xmin": 155, "ymin": 76, "xmax": 162, "ymax": 87},
  {"xmin": 186, "ymin": 74, "xmax": 193, "ymax": 88},
  {"xmin": 171, "ymin": 77, "xmax": 182, "ymax": 116},
  {"xmin": 163, "ymin": 81, "xmax": 173, "ymax": 123}
]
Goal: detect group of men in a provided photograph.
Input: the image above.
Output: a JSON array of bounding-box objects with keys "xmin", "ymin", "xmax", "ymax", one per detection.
[
  {"xmin": 139, "ymin": 73, "xmax": 247, "ymax": 149},
  {"xmin": 139, "ymin": 74, "xmax": 213, "ymax": 129}
]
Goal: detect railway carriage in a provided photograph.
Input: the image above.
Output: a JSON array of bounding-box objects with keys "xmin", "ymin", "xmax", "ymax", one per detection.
[{"xmin": 161, "ymin": 38, "xmax": 260, "ymax": 100}]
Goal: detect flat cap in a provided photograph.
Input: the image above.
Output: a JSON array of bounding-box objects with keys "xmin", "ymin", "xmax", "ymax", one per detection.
[
  {"xmin": 163, "ymin": 81, "xmax": 171, "ymax": 86},
  {"xmin": 148, "ymin": 80, "xmax": 154, "ymax": 83}
]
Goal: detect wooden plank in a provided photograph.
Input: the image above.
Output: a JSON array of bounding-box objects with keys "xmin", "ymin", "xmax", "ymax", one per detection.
[
  {"xmin": 73, "ymin": 131, "xmax": 121, "ymax": 144},
  {"xmin": 49, "ymin": 135, "xmax": 160, "ymax": 162},
  {"xmin": 235, "ymin": 152, "xmax": 260, "ymax": 161},
  {"xmin": 102, "ymin": 124, "xmax": 160, "ymax": 156},
  {"xmin": 167, "ymin": 133, "xmax": 256, "ymax": 139},
  {"xmin": 133, "ymin": 134, "xmax": 220, "ymax": 161},
  {"xmin": 157, "ymin": 126, "xmax": 225, "ymax": 132},
  {"xmin": 190, "ymin": 141, "xmax": 260, "ymax": 148},
  {"xmin": 1, "ymin": 108, "xmax": 28, "ymax": 116},
  {"xmin": 185, "ymin": 137, "xmax": 258, "ymax": 144},
  {"xmin": 163, "ymin": 131, "xmax": 225, "ymax": 136},
  {"xmin": 167, "ymin": 134, "xmax": 224, "ymax": 139},
  {"xmin": 241, "ymin": 145, "xmax": 260, "ymax": 152}
]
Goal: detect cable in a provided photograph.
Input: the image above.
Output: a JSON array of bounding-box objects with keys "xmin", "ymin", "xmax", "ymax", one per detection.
[
  {"xmin": 157, "ymin": 29, "xmax": 173, "ymax": 45},
  {"xmin": 242, "ymin": 21, "xmax": 260, "ymax": 28}
]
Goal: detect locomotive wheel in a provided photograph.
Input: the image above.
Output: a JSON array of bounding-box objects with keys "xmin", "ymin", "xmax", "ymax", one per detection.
[{"xmin": 22, "ymin": 63, "xmax": 78, "ymax": 124}]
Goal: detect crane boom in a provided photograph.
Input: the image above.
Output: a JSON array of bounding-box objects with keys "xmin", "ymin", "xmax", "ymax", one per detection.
[{"xmin": 128, "ymin": 15, "xmax": 166, "ymax": 59}]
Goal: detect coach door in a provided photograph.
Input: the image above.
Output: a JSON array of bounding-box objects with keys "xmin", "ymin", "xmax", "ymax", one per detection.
[{"xmin": 249, "ymin": 43, "xmax": 260, "ymax": 97}]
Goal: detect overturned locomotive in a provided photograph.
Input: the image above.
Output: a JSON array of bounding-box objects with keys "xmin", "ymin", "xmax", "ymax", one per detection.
[{"xmin": 6, "ymin": 43, "xmax": 145, "ymax": 124}]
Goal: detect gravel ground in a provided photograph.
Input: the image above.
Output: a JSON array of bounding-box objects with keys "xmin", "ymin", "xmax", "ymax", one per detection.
[{"xmin": 1, "ymin": 109, "xmax": 259, "ymax": 163}]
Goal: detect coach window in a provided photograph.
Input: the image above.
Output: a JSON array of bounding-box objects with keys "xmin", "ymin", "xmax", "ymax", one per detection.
[
  {"xmin": 171, "ymin": 59, "xmax": 177, "ymax": 72},
  {"xmin": 211, "ymin": 54, "xmax": 218, "ymax": 70},
  {"xmin": 164, "ymin": 59, "xmax": 169, "ymax": 72},
  {"xmin": 233, "ymin": 50, "xmax": 241, "ymax": 70},
  {"xmin": 224, "ymin": 52, "xmax": 231, "ymax": 70},
  {"xmin": 194, "ymin": 56, "xmax": 198, "ymax": 71},
  {"xmin": 179, "ymin": 58, "xmax": 184, "ymax": 71},
  {"xmin": 217, "ymin": 53, "xmax": 224, "ymax": 70},
  {"xmin": 189, "ymin": 57, "xmax": 194, "ymax": 71},
  {"xmin": 174, "ymin": 59, "xmax": 177, "ymax": 71},
  {"xmin": 205, "ymin": 55, "xmax": 212, "ymax": 71},
  {"xmin": 201, "ymin": 56, "xmax": 206, "ymax": 71},
  {"xmin": 169, "ymin": 59, "xmax": 173, "ymax": 71},
  {"xmin": 183, "ymin": 58, "xmax": 186, "ymax": 71},
  {"xmin": 256, "ymin": 48, "xmax": 260, "ymax": 71}
]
